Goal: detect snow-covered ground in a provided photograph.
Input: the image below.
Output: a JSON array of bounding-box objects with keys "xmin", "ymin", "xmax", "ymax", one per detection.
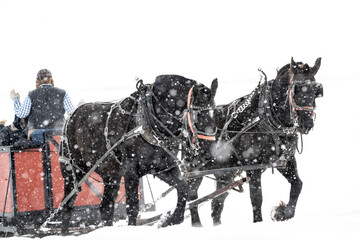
[{"xmin": 1, "ymin": 0, "xmax": 360, "ymax": 239}]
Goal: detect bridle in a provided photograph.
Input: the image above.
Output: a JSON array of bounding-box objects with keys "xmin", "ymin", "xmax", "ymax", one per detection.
[
  {"xmin": 184, "ymin": 86, "xmax": 216, "ymax": 150},
  {"xmin": 286, "ymin": 72, "xmax": 323, "ymax": 127},
  {"xmin": 257, "ymin": 67, "xmax": 321, "ymax": 135},
  {"xmin": 288, "ymin": 74, "xmax": 314, "ymax": 117}
]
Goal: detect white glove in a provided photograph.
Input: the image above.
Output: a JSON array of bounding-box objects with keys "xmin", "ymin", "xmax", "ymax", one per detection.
[{"xmin": 10, "ymin": 89, "xmax": 20, "ymax": 100}]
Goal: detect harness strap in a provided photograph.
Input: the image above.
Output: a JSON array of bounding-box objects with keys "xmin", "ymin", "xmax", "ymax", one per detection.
[
  {"xmin": 187, "ymin": 86, "xmax": 193, "ymax": 108},
  {"xmin": 186, "ymin": 86, "xmax": 215, "ymax": 142},
  {"xmin": 136, "ymin": 83, "xmax": 180, "ymax": 147},
  {"xmin": 104, "ymin": 100, "xmax": 127, "ymax": 165},
  {"xmin": 41, "ymin": 125, "xmax": 143, "ymax": 230},
  {"xmin": 217, "ymin": 81, "xmax": 260, "ymax": 143},
  {"xmin": 258, "ymin": 71, "xmax": 297, "ymax": 134},
  {"xmin": 213, "ymin": 116, "xmax": 260, "ymax": 159}
]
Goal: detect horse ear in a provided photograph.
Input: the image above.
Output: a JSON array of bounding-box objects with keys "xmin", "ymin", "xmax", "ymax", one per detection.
[
  {"xmin": 289, "ymin": 57, "xmax": 296, "ymax": 73},
  {"xmin": 310, "ymin": 57, "xmax": 322, "ymax": 75},
  {"xmin": 291, "ymin": 57, "xmax": 296, "ymax": 65},
  {"xmin": 210, "ymin": 78, "xmax": 218, "ymax": 100}
]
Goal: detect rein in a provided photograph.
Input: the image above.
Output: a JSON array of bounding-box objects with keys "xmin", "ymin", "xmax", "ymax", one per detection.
[{"xmin": 217, "ymin": 80, "xmax": 260, "ymax": 143}]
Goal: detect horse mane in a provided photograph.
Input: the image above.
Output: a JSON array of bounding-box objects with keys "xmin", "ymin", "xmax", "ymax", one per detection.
[
  {"xmin": 276, "ymin": 64, "xmax": 290, "ymax": 79},
  {"xmin": 155, "ymin": 74, "xmax": 197, "ymax": 86},
  {"xmin": 276, "ymin": 61, "xmax": 313, "ymax": 80}
]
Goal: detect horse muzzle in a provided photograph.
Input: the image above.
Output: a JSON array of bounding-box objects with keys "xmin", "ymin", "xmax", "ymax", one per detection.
[{"xmin": 297, "ymin": 110, "xmax": 314, "ymax": 134}]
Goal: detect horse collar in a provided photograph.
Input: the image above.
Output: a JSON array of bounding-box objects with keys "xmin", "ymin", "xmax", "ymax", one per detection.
[
  {"xmin": 259, "ymin": 80, "xmax": 297, "ymax": 135},
  {"xmin": 135, "ymin": 85, "xmax": 173, "ymax": 147}
]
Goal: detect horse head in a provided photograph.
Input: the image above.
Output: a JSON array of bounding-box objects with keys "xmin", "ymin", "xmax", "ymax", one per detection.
[
  {"xmin": 273, "ymin": 57, "xmax": 323, "ymax": 134},
  {"xmin": 152, "ymin": 75, "xmax": 217, "ymax": 152},
  {"xmin": 185, "ymin": 79, "xmax": 218, "ymax": 158}
]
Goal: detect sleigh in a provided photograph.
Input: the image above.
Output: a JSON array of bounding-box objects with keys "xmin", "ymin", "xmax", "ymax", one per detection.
[{"xmin": 0, "ymin": 130, "xmax": 148, "ymax": 236}]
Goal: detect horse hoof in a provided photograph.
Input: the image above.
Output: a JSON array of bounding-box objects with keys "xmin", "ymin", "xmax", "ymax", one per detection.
[
  {"xmin": 271, "ymin": 207, "xmax": 286, "ymax": 221},
  {"xmin": 159, "ymin": 212, "xmax": 185, "ymax": 228},
  {"xmin": 157, "ymin": 212, "xmax": 172, "ymax": 228},
  {"xmin": 213, "ymin": 221, "xmax": 222, "ymax": 226},
  {"xmin": 191, "ymin": 222, "xmax": 203, "ymax": 228},
  {"xmin": 270, "ymin": 207, "xmax": 278, "ymax": 221},
  {"xmin": 271, "ymin": 201, "xmax": 287, "ymax": 221}
]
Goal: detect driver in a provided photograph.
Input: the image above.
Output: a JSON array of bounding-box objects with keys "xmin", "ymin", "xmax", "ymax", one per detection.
[{"xmin": 10, "ymin": 69, "xmax": 75, "ymax": 145}]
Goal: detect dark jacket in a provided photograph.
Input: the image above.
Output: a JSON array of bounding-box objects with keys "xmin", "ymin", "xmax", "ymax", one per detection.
[
  {"xmin": 28, "ymin": 85, "xmax": 66, "ymax": 129},
  {"xmin": 0, "ymin": 125, "xmax": 27, "ymax": 146}
]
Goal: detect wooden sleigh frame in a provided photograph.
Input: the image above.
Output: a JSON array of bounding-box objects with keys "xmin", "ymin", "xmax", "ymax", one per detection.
[{"xmin": 0, "ymin": 130, "xmax": 147, "ymax": 236}]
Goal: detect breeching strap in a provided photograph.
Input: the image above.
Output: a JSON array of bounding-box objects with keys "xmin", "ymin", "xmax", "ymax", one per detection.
[{"xmin": 40, "ymin": 125, "xmax": 143, "ymax": 230}]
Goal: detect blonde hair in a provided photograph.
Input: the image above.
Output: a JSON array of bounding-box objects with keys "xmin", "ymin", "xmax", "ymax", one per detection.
[{"xmin": 36, "ymin": 78, "xmax": 54, "ymax": 88}]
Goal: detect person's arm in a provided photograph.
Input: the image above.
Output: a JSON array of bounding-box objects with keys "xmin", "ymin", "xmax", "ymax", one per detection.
[
  {"xmin": 13, "ymin": 95, "xmax": 31, "ymax": 118},
  {"xmin": 63, "ymin": 93, "xmax": 75, "ymax": 114}
]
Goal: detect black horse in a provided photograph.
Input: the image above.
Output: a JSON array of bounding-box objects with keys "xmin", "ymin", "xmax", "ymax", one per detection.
[
  {"xmin": 59, "ymin": 75, "xmax": 218, "ymax": 233},
  {"xmin": 184, "ymin": 58, "xmax": 323, "ymax": 226}
]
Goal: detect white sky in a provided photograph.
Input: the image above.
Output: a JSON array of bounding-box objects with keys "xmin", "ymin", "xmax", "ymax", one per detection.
[{"xmin": 0, "ymin": 0, "xmax": 359, "ymax": 120}]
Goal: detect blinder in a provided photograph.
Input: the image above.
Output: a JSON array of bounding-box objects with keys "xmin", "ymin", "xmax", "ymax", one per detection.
[
  {"xmin": 286, "ymin": 70, "xmax": 323, "ymax": 134},
  {"xmin": 188, "ymin": 106, "xmax": 217, "ymax": 139},
  {"xmin": 289, "ymin": 75, "xmax": 322, "ymax": 112},
  {"xmin": 185, "ymin": 86, "xmax": 217, "ymax": 146}
]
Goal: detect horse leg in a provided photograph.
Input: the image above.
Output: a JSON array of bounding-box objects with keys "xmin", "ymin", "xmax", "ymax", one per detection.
[
  {"xmin": 187, "ymin": 177, "xmax": 203, "ymax": 227},
  {"xmin": 272, "ymin": 157, "xmax": 303, "ymax": 221},
  {"xmin": 60, "ymin": 166, "xmax": 81, "ymax": 235},
  {"xmin": 100, "ymin": 177, "xmax": 121, "ymax": 226},
  {"xmin": 156, "ymin": 167, "xmax": 188, "ymax": 227},
  {"xmin": 247, "ymin": 169, "xmax": 263, "ymax": 223},
  {"xmin": 124, "ymin": 174, "xmax": 140, "ymax": 226},
  {"xmin": 211, "ymin": 174, "xmax": 232, "ymax": 225}
]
